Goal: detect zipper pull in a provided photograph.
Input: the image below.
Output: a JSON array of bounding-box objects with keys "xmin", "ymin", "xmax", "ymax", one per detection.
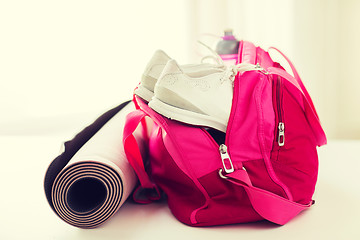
[
  {"xmin": 255, "ymin": 63, "xmax": 269, "ymax": 75},
  {"xmin": 219, "ymin": 144, "xmax": 234, "ymax": 174},
  {"xmin": 278, "ymin": 122, "xmax": 285, "ymax": 146}
]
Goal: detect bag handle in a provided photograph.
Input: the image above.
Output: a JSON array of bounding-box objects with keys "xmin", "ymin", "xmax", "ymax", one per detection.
[
  {"xmin": 266, "ymin": 66, "xmax": 327, "ymax": 146},
  {"xmin": 239, "ymin": 43, "xmax": 326, "ymax": 145},
  {"xmin": 123, "ymin": 109, "xmax": 160, "ymax": 203},
  {"xmin": 268, "ymin": 47, "xmax": 319, "ymax": 119},
  {"xmin": 239, "ymin": 42, "xmax": 320, "ymax": 120},
  {"xmin": 225, "ymin": 170, "xmax": 312, "ymax": 225}
]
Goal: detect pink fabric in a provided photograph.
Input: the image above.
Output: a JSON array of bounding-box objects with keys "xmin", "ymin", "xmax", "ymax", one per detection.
[
  {"xmin": 226, "ymin": 173, "xmax": 312, "ymax": 225},
  {"xmin": 123, "ymin": 40, "xmax": 326, "ymax": 226},
  {"xmin": 228, "ymin": 72, "xmax": 274, "ymax": 161},
  {"xmin": 241, "ymin": 41, "xmax": 256, "ymax": 63},
  {"xmin": 219, "ymin": 54, "xmax": 238, "ymax": 61}
]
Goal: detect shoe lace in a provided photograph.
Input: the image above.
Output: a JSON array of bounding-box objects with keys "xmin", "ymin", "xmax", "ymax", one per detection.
[
  {"xmin": 197, "ymin": 40, "xmax": 225, "ymax": 65},
  {"xmin": 196, "ymin": 39, "xmax": 268, "ymax": 83}
]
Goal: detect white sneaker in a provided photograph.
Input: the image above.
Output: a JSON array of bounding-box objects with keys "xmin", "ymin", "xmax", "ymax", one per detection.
[
  {"xmin": 134, "ymin": 50, "xmax": 226, "ymax": 102},
  {"xmin": 134, "ymin": 50, "xmax": 171, "ymax": 102},
  {"xmin": 148, "ymin": 60, "xmax": 236, "ymax": 132}
]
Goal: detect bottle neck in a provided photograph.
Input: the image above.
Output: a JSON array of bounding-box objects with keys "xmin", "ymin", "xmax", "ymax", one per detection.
[{"xmin": 222, "ymin": 35, "xmax": 237, "ymax": 41}]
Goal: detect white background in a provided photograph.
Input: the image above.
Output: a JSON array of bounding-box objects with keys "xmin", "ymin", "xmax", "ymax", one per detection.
[{"xmin": 1, "ymin": 0, "xmax": 360, "ymax": 139}]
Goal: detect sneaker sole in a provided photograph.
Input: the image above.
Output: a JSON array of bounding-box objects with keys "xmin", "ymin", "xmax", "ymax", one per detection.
[
  {"xmin": 134, "ymin": 85, "xmax": 154, "ymax": 102},
  {"xmin": 149, "ymin": 97, "xmax": 227, "ymax": 132}
]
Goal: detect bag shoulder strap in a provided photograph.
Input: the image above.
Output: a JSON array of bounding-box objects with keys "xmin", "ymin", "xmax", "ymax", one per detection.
[
  {"xmin": 225, "ymin": 170, "xmax": 312, "ymax": 225},
  {"xmin": 123, "ymin": 108, "xmax": 160, "ymax": 203},
  {"xmin": 266, "ymin": 66, "xmax": 327, "ymax": 146},
  {"xmin": 268, "ymin": 47, "xmax": 319, "ymax": 118}
]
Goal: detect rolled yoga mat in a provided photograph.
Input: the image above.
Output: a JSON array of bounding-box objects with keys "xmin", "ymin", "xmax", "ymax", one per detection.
[{"xmin": 44, "ymin": 101, "xmax": 145, "ymax": 228}]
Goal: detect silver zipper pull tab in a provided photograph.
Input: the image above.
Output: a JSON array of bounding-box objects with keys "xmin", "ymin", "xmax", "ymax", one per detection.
[
  {"xmin": 255, "ymin": 63, "xmax": 269, "ymax": 75},
  {"xmin": 278, "ymin": 122, "xmax": 285, "ymax": 146},
  {"xmin": 219, "ymin": 144, "xmax": 234, "ymax": 174}
]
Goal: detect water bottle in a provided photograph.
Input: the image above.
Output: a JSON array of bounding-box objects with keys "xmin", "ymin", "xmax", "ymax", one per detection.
[{"xmin": 215, "ymin": 29, "xmax": 239, "ymax": 65}]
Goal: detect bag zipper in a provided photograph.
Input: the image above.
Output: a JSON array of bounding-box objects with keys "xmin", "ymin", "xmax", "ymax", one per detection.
[
  {"xmin": 216, "ymin": 44, "xmax": 262, "ymax": 177},
  {"xmin": 218, "ymin": 62, "xmax": 242, "ymax": 176},
  {"xmin": 219, "ymin": 144, "xmax": 234, "ymax": 174},
  {"xmin": 201, "ymin": 59, "xmax": 292, "ymax": 199},
  {"xmin": 276, "ymin": 76, "xmax": 285, "ymax": 147},
  {"xmin": 204, "ymin": 42, "xmax": 270, "ymax": 178}
]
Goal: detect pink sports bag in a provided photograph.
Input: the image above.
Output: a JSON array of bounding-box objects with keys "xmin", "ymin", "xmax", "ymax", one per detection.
[{"xmin": 123, "ymin": 41, "xmax": 327, "ymax": 226}]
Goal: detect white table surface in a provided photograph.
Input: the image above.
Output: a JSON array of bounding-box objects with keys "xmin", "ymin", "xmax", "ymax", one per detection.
[{"xmin": 1, "ymin": 133, "xmax": 359, "ymax": 240}]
